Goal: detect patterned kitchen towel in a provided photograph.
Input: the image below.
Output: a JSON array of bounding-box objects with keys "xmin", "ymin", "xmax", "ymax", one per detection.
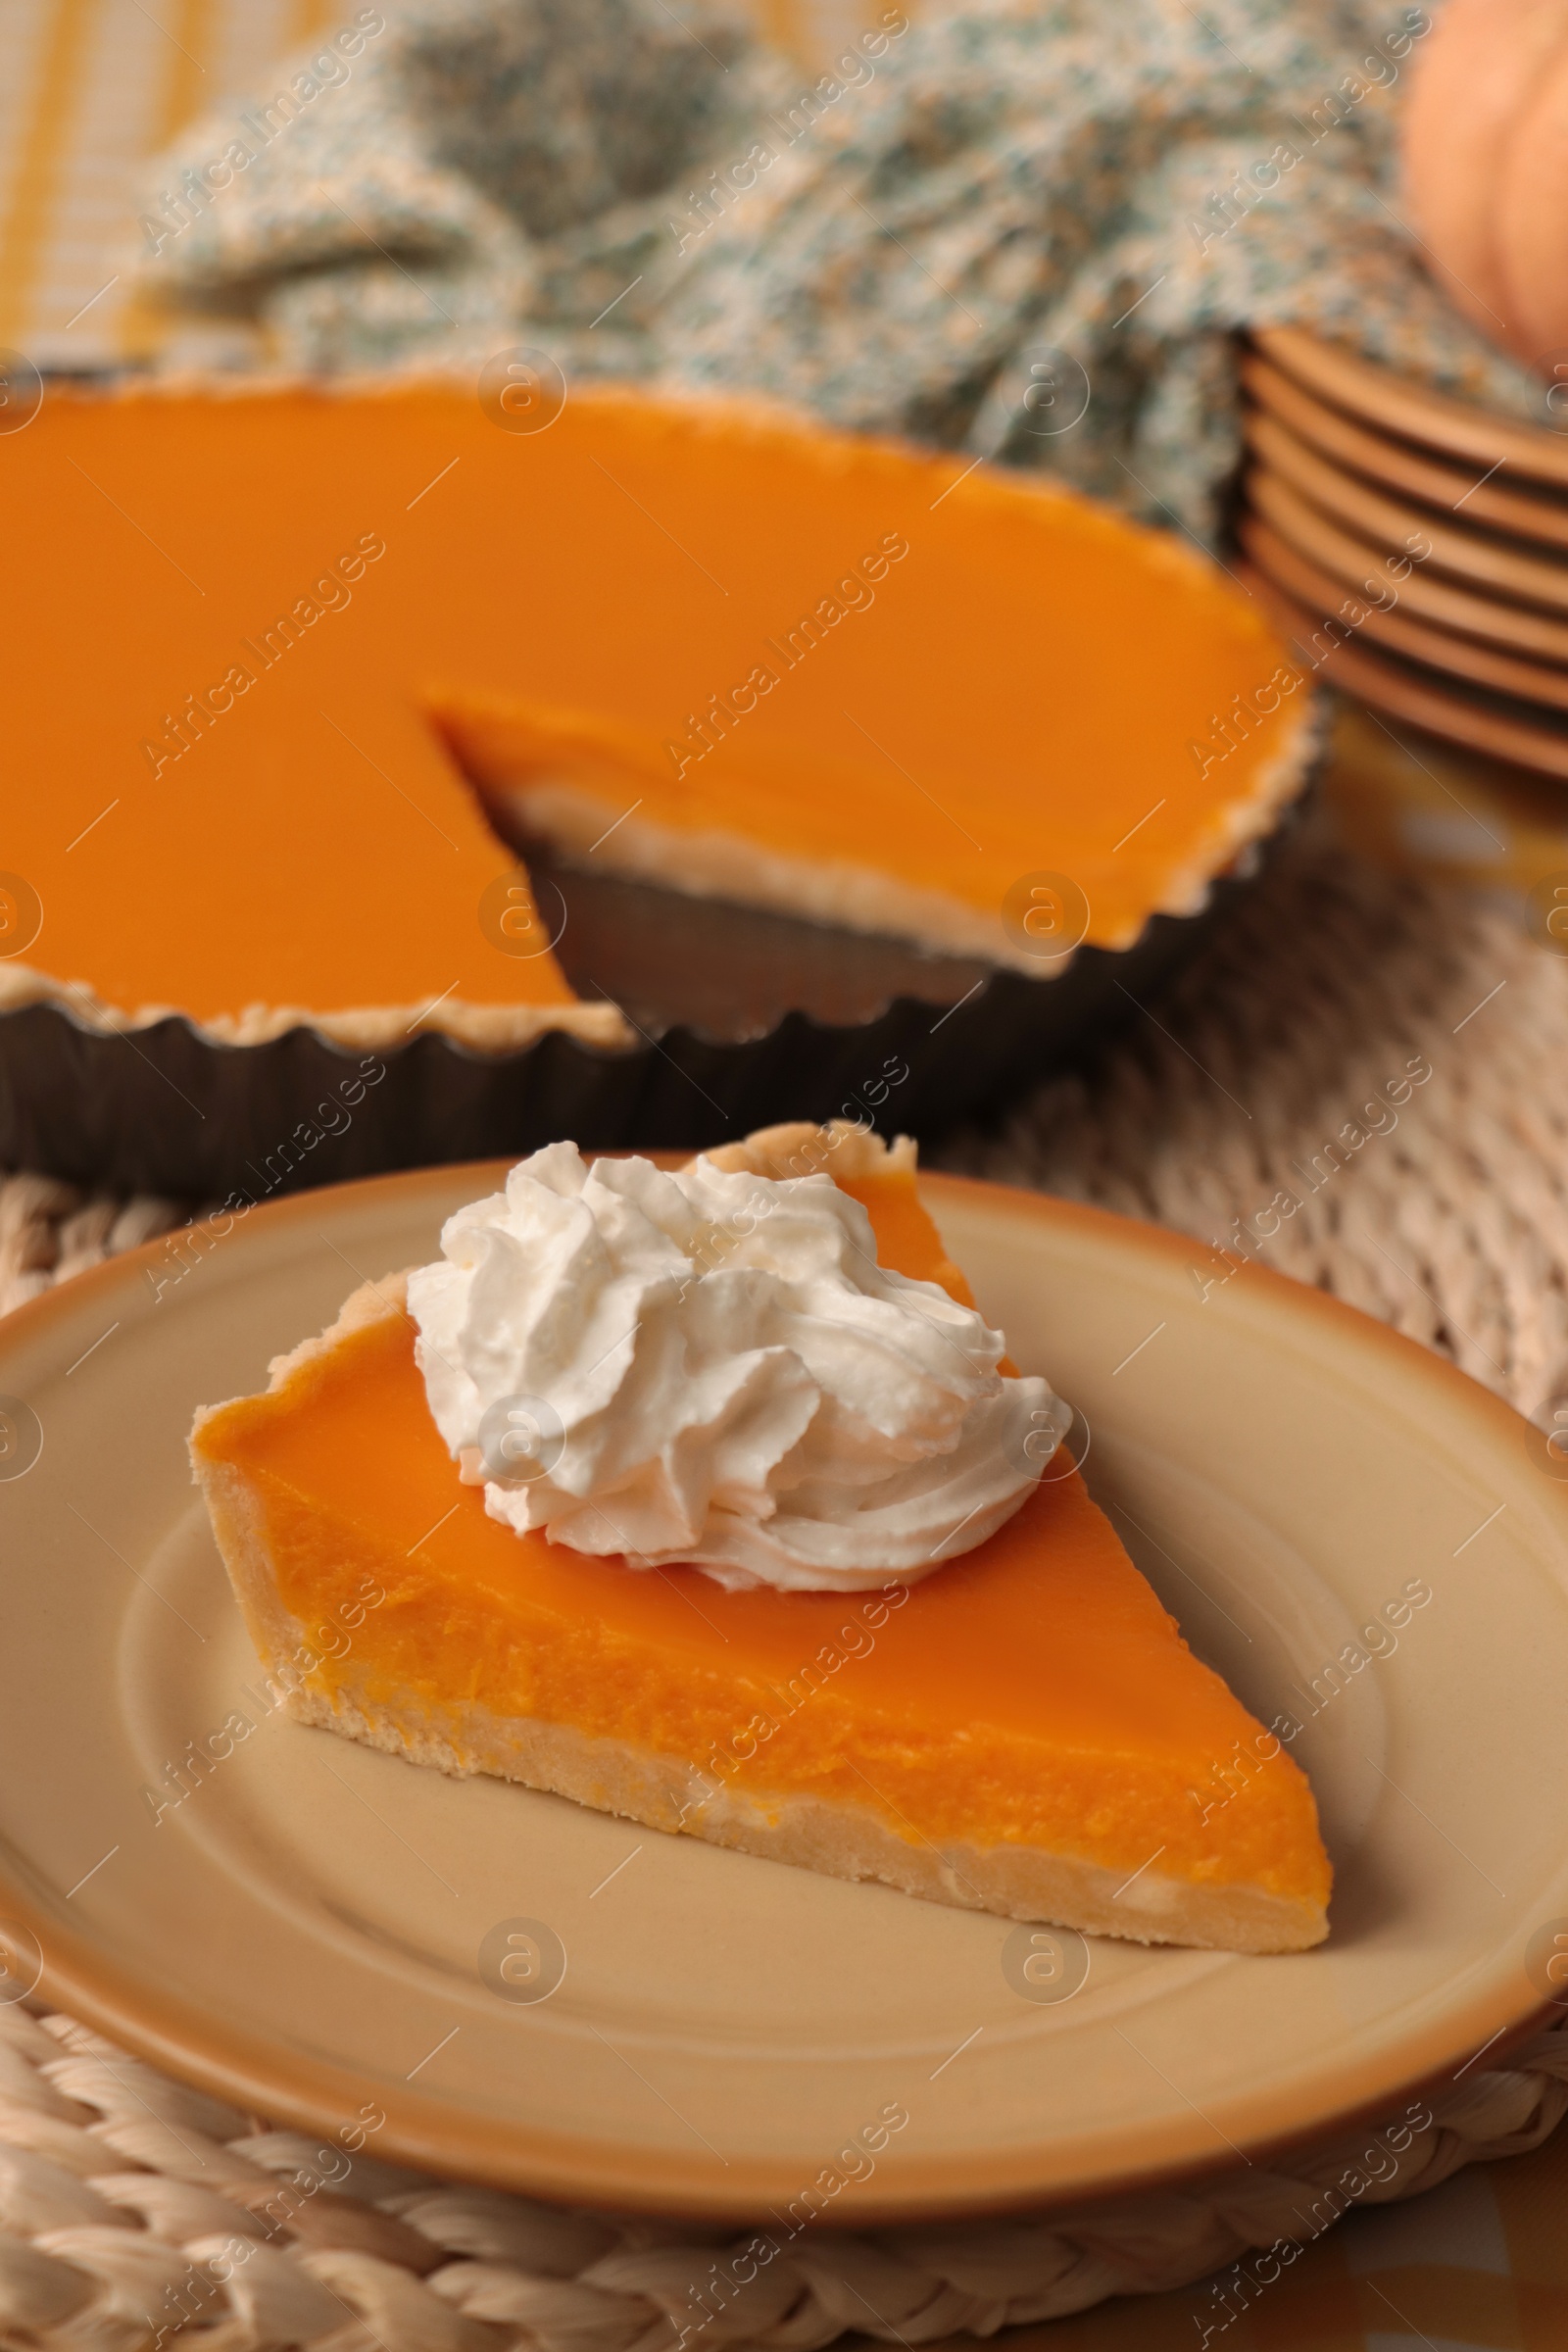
[{"xmin": 136, "ymin": 0, "xmax": 1549, "ymax": 543}]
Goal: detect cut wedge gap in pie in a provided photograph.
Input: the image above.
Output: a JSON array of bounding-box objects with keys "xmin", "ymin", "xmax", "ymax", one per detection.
[{"xmin": 189, "ymin": 1123, "xmax": 1332, "ymax": 1955}]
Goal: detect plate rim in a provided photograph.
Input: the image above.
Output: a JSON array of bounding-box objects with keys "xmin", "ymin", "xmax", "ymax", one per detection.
[{"xmin": 0, "ymin": 1158, "xmax": 1561, "ymax": 2223}]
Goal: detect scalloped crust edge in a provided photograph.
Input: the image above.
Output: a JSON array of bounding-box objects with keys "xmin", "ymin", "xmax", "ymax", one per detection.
[{"xmin": 193, "ymin": 1399, "xmax": 1325, "ymax": 1951}]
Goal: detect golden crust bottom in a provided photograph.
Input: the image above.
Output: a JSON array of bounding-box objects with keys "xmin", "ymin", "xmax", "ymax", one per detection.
[{"xmin": 188, "ymin": 1131, "xmax": 1327, "ymax": 1960}]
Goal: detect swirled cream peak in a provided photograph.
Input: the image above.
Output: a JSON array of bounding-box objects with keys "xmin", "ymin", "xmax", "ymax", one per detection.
[{"xmin": 407, "ymin": 1143, "xmax": 1064, "ymax": 1592}]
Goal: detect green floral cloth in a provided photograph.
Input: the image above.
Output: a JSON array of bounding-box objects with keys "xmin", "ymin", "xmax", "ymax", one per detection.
[{"xmin": 139, "ymin": 0, "xmax": 1543, "ymax": 542}]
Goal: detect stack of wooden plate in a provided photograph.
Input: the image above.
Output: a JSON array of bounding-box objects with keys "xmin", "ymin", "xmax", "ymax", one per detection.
[{"xmin": 1238, "ymin": 326, "xmax": 1568, "ymax": 779}]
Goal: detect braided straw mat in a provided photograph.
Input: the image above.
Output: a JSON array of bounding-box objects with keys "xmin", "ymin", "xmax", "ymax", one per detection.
[{"xmin": 3, "ymin": 813, "xmax": 1568, "ymax": 2346}]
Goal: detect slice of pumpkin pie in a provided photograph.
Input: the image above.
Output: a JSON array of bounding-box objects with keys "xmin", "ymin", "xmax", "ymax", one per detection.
[{"xmin": 189, "ymin": 1124, "xmax": 1331, "ymax": 1953}]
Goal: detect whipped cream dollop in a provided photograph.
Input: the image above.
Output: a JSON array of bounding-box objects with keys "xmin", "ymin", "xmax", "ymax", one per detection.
[{"xmin": 407, "ymin": 1144, "xmax": 1065, "ymax": 1592}]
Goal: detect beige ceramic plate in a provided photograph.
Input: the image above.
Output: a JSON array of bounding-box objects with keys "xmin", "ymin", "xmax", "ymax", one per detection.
[
  {"xmin": 1254, "ymin": 324, "xmax": 1568, "ymax": 489},
  {"xmin": 2, "ymin": 1166, "xmax": 1567, "ymax": 2224}
]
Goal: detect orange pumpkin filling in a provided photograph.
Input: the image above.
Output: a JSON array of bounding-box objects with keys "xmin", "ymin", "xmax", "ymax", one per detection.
[{"xmin": 190, "ymin": 1141, "xmax": 1331, "ymax": 1951}]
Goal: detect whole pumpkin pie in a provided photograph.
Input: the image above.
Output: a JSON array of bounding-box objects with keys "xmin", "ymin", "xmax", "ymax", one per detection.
[
  {"xmin": 1, "ymin": 380, "xmax": 1313, "ymax": 1051},
  {"xmin": 189, "ymin": 1125, "xmax": 1332, "ymax": 1953}
]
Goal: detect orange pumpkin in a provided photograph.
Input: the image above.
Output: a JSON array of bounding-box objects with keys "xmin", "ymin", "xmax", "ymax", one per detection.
[{"xmin": 1403, "ymin": 0, "xmax": 1568, "ymax": 366}]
